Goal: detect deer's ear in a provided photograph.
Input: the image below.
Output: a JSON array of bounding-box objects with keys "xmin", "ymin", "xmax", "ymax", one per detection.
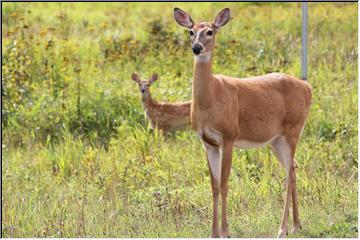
[
  {"xmin": 214, "ymin": 8, "xmax": 230, "ymax": 28},
  {"xmin": 131, "ymin": 73, "xmax": 140, "ymax": 83},
  {"xmin": 149, "ymin": 74, "xmax": 158, "ymax": 84},
  {"xmin": 174, "ymin": 8, "xmax": 194, "ymax": 29}
]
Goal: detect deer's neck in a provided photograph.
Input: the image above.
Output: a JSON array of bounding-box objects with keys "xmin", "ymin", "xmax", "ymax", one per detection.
[
  {"xmin": 192, "ymin": 54, "xmax": 215, "ymax": 110},
  {"xmin": 141, "ymin": 93, "xmax": 154, "ymax": 110}
]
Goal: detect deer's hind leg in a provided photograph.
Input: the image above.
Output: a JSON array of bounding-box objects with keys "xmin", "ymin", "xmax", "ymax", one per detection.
[
  {"xmin": 271, "ymin": 135, "xmax": 300, "ymax": 237},
  {"xmin": 290, "ymin": 158, "xmax": 301, "ymax": 234}
]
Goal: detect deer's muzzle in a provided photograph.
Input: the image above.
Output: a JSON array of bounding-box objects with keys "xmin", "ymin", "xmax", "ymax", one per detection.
[{"xmin": 192, "ymin": 43, "xmax": 203, "ymax": 55}]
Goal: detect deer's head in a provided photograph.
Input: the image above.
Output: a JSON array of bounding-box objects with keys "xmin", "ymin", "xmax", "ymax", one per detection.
[
  {"xmin": 173, "ymin": 8, "xmax": 230, "ymax": 59},
  {"xmin": 131, "ymin": 73, "xmax": 158, "ymax": 98}
]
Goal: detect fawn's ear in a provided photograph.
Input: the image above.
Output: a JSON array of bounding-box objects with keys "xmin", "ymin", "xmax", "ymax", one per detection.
[
  {"xmin": 214, "ymin": 8, "xmax": 230, "ymax": 28},
  {"xmin": 174, "ymin": 8, "xmax": 194, "ymax": 29},
  {"xmin": 131, "ymin": 73, "xmax": 140, "ymax": 83},
  {"xmin": 149, "ymin": 74, "xmax": 158, "ymax": 84}
]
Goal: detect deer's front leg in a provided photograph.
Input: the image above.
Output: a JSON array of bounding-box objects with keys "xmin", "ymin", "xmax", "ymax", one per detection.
[
  {"xmin": 205, "ymin": 145, "xmax": 221, "ymax": 237},
  {"xmin": 220, "ymin": 142, "xmax": 233, "ymax": 238}
]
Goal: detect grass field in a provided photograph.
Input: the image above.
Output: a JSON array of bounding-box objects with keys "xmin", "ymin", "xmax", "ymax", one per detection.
[{"xmin": 1, "ymin": 2, "xmax": 358, "ymax": 238}]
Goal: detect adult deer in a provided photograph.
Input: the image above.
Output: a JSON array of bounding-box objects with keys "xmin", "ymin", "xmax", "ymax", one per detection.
[
  {"xmin": 173, "ymin": 8, "xmax": 312, "ymax": 238},
  {"xmin": 131, "ymin": 73, "xmax": 191, "ymax": 133}
]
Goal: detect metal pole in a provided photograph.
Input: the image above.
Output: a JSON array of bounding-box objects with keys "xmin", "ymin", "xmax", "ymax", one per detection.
[{"xmin": 301, "ymin": 2, "xmax": 308, "ymax": 81}]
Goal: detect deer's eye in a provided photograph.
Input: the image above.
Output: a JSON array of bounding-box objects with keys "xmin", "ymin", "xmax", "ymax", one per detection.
[
  {"xmin": 207, "ymin": 30, "xmax": 213, "ymax": 36},
  {"xmin": 189, "ymin": 30, "xmax": 194, "ymax": 36}
]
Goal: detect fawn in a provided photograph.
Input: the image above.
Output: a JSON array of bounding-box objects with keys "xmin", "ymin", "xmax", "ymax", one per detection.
[
  {"xmin": 174, "ymin": 7, "xmax": 312, "ymax": 238},
  {"xmin": 131, "ymin": 73, "xmax": 191, "ymax": 133}
]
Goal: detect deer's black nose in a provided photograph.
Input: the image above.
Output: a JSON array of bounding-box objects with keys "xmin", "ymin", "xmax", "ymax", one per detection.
[
  {"xmin": 192, "ymin": 44, "xmax": 203, "ymax": 55},
  {"xmin": 141, "ymin": 89, "xmax": 145, "ymax": 93}
]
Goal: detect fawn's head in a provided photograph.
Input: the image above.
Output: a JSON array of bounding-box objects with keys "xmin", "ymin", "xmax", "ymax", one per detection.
[
  {"xmin": 131, "ymin": 73, "xmax": 158, "ymax": 97},
  {"xmin": 174, "ymin": 8, "xmax": 230, "ymax": 59}
]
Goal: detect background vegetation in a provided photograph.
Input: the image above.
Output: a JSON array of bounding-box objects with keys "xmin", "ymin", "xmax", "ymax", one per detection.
[{"xmin": 2, "ymin": 2, "xmax": 358, "ymax": 237}]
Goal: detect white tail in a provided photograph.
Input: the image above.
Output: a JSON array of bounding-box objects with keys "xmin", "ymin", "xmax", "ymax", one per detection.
[
  {"xmin": 131, "ymin": 73, "xmax": 191, "ymax": 133},
  {"xmin": 174, "ymin": 8, "xmax": 312, "ymax": 237}
]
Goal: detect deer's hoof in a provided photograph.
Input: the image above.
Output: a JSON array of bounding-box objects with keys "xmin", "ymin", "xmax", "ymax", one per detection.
[
  {"xmin": 220, "ymin": 228, "xmax": 230, "ymax": 238},
  {"xmin": 277, "ymin": 228, "xmax": 288, "ymax": 238},
  {"xmin": 211, "ymin": 231, "xmax": 220, "ymax": 238},
  {"xmin": 292, "ymin": 224, "xmax": 302, "ymax": 234}
]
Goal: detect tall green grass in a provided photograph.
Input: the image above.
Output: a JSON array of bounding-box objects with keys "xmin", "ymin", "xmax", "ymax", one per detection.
[{"xmin": 2, "ymin": 2, "xmax": 358, "ymax": 237}]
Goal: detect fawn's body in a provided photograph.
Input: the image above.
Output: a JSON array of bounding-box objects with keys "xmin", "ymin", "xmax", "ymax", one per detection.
[
  {"xmin": 174, "ymin": 8, "xmax": 312, "ymax": 238},
  {"xmin": 142, "ymin": 97, "xmax": 191, "ymax": 132},
  {"xmin": 132, "ymin": 73, "xmax": 191, "ymax": 133}
]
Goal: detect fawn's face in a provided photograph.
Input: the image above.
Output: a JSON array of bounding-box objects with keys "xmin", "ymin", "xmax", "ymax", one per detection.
[
  {"xmin": 131, "ymin": 73, "xmax": 158, "ymax": 97},
  {"xmin": 174, "ymin": 8, "xmax": 230, "ymax": 57}
]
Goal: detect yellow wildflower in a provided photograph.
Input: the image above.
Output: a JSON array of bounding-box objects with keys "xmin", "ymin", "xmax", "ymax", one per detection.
[{"xmin": 39, "ymin": 30, "xmax": 47, "ymax": 37}]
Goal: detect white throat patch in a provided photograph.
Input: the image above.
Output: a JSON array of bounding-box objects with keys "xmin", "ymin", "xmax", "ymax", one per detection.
[{"xmin": 195, "ymin": 52, "xmax": 211, "ymax": 63}]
